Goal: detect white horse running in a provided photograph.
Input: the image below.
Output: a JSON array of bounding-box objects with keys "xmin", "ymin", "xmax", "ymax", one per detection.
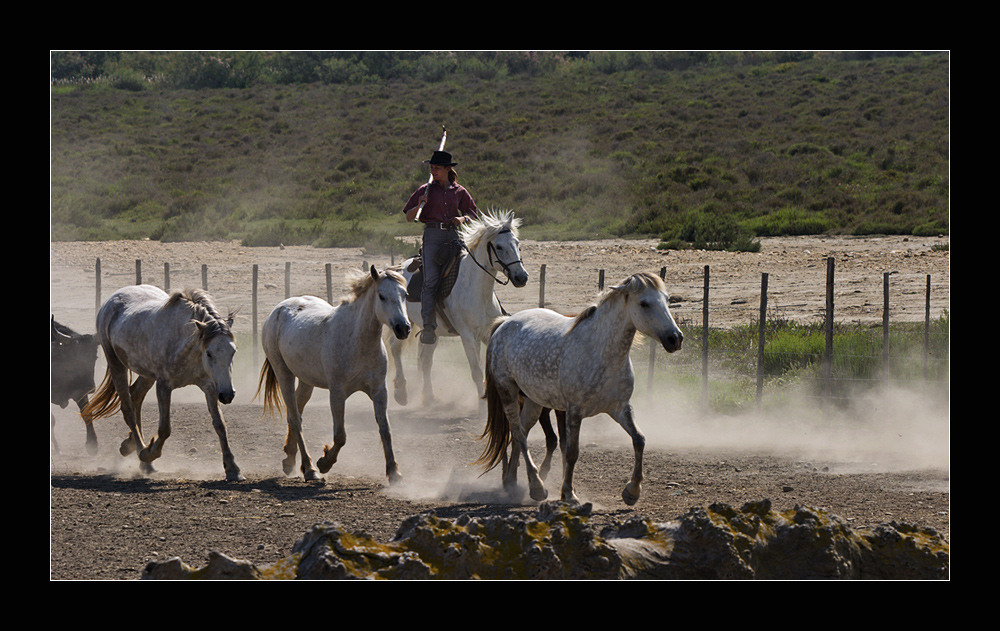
[
  {"xmin": 389, "ymin": 209, "xmax": 529, "ymax": 407},
  {"xmin": 82, "ymin": 285, "xmax": 243, "ymax": 481},
  {"xmin": 479, "ymin": 272, "xmax": 683, "ymax": 505},
  {"xmin": 256, "ymin": 266, "xmax": 411, "ymax": 482}
]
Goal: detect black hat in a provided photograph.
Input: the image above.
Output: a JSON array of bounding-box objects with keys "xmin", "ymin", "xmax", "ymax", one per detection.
[{"xmin": 424, "ymin": 150, "xmax": 457, "ymax": 167}]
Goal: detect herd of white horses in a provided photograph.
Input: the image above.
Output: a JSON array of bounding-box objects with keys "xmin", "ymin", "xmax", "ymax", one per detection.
[{"xmin": 80, "ymin": 210, "xmax": 684, "ymax": 506}]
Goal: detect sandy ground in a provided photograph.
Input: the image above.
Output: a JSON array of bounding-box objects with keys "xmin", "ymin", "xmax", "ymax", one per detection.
[{"xmin": 49, "ymin": 234, "xmax": 950, "ymax": 579}]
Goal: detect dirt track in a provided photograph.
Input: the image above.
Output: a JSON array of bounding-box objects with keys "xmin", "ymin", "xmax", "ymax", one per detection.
[{"xmin": 49, "ymin": 234, "xmax": 950, "ymax": 579}]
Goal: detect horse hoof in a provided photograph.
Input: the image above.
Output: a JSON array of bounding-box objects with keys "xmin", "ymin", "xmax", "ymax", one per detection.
[
  {"xmin": 282, "ymin": 458, "xmax": 297, "ymax": 476},
  {"xmin": 622, "ymin": 483, "xmax": 641, "ymax": 506},
  {"xmin": 227, "ymin": 470, "xmax": 246, "ymax": 482},
  {"xmin": 530, "ymin": 485, "xmax": 548, "ymax": 502},
  {"xmin": 387, "ymin": 470, "xmax": 403, "ymax": 484},
  {"xmin": 393, "ymin": 386, "xmax": 408, "ymax": 406},
  {"xmin": 120, "ymin": 439, "xmax": 135, "ymax": 456},
  {"xmin": 304, "ymin": 469, "xmax": 323, "ymax": 482},
  {"xmin": 316, "ymin": 455, "xmax": 334, "ymax": 474},
  {"xmin": 86, "ymin": 439, "xmax": 99, "ymax": 456}
]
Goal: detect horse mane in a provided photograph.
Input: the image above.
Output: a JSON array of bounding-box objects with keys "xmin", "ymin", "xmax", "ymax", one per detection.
[
  {"xmin": 459, "ymin": 208, "xmax": 521, "ymax": 251},
  {"xmin": 164, "ymin": 288, "xmax": 235, "ymax": 340},
  {"xmin": 568, "ymin": 272, "xmax": 666, "ymax": 332},
  {"xmin": 339, "ymin": 268, "xmax": 406, "ymax": 305}
]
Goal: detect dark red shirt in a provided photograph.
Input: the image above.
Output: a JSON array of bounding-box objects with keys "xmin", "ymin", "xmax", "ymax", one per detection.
[{"xmin": 403, "ymin": 182, "xmax": 478, "ymax": 224}]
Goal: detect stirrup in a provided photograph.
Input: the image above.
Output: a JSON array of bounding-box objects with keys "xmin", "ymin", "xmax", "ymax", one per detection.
[{"xmin": 420, "ymin": 327, "xmax": 437, "ymax": 344}]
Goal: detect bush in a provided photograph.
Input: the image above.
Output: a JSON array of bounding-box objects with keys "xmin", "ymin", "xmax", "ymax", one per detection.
[
  {"xmin": 659, "ymin": 210, "xmax": 761, "ymax": 252},
  {"xmin": 742, "ymin": 207, "xmax": 833, "ymax": 236}
]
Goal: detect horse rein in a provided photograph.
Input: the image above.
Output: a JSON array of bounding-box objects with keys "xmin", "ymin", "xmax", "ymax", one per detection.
[{"xmin": 461, "ymin": 228, "xmax": 523, "ymax": 287}]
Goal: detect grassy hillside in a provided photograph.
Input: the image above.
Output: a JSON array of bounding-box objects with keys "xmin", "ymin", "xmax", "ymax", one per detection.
[{"xmin": 50, "ymin": 51, "xmax": 949, "ymax": 250}]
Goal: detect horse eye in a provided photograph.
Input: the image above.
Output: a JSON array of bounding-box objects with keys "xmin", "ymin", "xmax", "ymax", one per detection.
[{"xmin": 639, "ymin": 300, "xmax": 650, "ymax": 308}]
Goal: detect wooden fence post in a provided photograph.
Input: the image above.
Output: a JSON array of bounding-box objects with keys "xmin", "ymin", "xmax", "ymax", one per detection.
[
  {"xmin": 326, "ymin": 263, "xmax": 333, "ymax": 304},
  {"xmin": 164, "ymin": 262, "xmax": 170, "ymax": 292},
  {"xmin": 756, "ymin": 272, "xmax": 768, "ymax": 408},
  {"xmin": 252, "ymin": 264, "xmax": 259, "ymax": 366},
  {"xmin": 538, "ymin": 264, "xmax": 546, "ymax": 308},
  {"xmin": 135, "ymin": 259, "xmax": 142, "ymax": 285},
  {"xmin": 702, "ymin": 265, "xmax": 710, "ymax": 410},
  {"xmin": 201, "ymin": 264, "xmax": 208, "ymax": 290},
  {"xmin": 824, "ymin": 257, "xmax": 835, "ymax": 411},
  {"xmin": 883, "ymin": 272, "xmax": 891, "ymax": 384},
  {"xmin": 924, "ymin": 274, "xmax": 931, "ymax": 379},
  {"xmin": 95, "ymin": 258, "xmax": 102, "ymax": 315},
  {"xmin": 285, "ymin": 262, "xmax": 291, "ymax": 299}
]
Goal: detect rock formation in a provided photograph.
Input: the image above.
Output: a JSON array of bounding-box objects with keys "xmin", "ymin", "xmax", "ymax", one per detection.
[{"xmin": 142, "ymin": 499, "xmax": 949, "ymax": 580}]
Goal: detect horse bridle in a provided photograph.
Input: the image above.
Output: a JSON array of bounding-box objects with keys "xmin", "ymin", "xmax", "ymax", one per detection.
[{"xmin": 462, "ymin": 228, "xmax": 524, "ymax": 287}]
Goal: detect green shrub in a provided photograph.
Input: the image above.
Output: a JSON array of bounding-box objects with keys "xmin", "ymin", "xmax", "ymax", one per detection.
[{"xmin": 742, "ymin": 207, "xmax": 833, "ymax": 236}]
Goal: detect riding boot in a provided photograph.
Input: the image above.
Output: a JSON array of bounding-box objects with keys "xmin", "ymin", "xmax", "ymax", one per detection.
[{"xmin": 420, "ymin": 325, "xmax": 437, "ymax": 344}]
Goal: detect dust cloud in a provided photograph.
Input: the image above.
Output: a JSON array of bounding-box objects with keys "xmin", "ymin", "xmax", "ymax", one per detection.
[{"xmin": 52, "ymin": 319, "xmax": 948, "ymax": 494}]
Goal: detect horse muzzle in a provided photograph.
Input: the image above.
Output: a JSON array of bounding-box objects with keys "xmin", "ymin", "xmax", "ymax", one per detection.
[
  {"xmin": 660, "ymin": 331, "xmax": 683, "ymax": 353},
  {"xmin": 219, "ymin": 389, "xmax": 235, "ymax": 404},
  {"xmin": 510, "ymin": 270, "xmax": 529, "ymax": 288},
  {"xmin": 393, "ymin": 322, "xmax": 412, "ymax": 340}
]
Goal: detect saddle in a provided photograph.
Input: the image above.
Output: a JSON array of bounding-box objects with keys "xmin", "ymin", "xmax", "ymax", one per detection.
[{"xmin": 405, "ymin": 241, "xmax": 463, "ymax": 303}]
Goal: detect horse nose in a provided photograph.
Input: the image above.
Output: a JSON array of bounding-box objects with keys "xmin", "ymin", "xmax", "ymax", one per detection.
[
  {"xmin": 395, "ymin": 322, "xmax": 411, "ymax": 340},
  {"xmin": 661, "ymin": 331, "xmax": 683, "ymax": 353},
  {"xmin": 513, "ymin": 271, "xmax": 529, "ymax": 288},
  {"xmin": 219, "ymin": 389, "xmax": 235, "ymax": 404}
]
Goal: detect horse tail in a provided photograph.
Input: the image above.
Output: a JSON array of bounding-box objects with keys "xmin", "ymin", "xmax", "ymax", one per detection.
[
  {"xmin": 254, "ymin": 358, "xmax": 284, "ymax": 419},
  {"xmin": 79, "ymin": 366, "xmax": 121, "ymax": 425},
  {"xmin": 476, "ymin": 351, "xmax": 510, "ymax": 472}
]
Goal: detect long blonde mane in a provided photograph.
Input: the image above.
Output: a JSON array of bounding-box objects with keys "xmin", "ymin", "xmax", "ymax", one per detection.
[
  {"xmin": 459, "ymin": 208, "xmax": 521, "ymax": 251},
  {"xmin": 569, "ymin": 272, "xmax": 667, "ymax": 332},
  {"xmin": 340, "ymin": 268, "xmax": 406, "ymax": 305},
  {"xmin": 164, "ymin": 288, "xmax": 235, "ymax": 340}
]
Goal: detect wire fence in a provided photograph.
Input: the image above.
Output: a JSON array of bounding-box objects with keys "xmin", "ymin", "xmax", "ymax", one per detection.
[{"xmin": 89, "ymin": 253, "xmax": 949, "ymax": 414}]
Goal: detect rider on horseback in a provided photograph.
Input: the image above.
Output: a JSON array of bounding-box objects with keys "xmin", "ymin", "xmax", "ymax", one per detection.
[{"xmin": 403, "ymin": 150, "xmax": 479, "ymax": 344}]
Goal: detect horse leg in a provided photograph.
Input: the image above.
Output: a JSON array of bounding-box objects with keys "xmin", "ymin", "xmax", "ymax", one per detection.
[
  {"xmin": 75, "ymin": 394, "xmax": 99, "ymax": 456},
  {"xmin": 203, "ymin": 387, "xmax": 245, "ymax": 483},
  {"xmin": 113, "ymin": 368, "xmax": 151, "ymax": 469},
  {"xmin": 369, "ymin": 384, "xmax": 402, "ymax": 483},
  {"xmin": 139, "ymin": 380, "xmax": 173, "ymax": 471},
  {"xmin": 610, "ymin": 403, "xmax": 645, "ymax": 505},
  {"xmin": 51, "ymin": 412, "xmax": 60, "ymax": 454},
  {"xmin": 389, "ymin": 336, "xmax": 408, "ymax": 406},
  {"xmin": 507, "ymin": 397, "xmax": 547, "ymax": 501},
  {"xmin": 316, "ymin": 390, "xmax": 347, "ymax": 474},
  {"xmin": 284, "ymin": 379, "xmax": 319, "ymax": 481},
  {"xmin": 459, "ymin": 335, "xmax": 486, "ymax": 400},
  {"xmin": 418, "ymin": 340, "xmax": 437, "ymax": 405},
  {"xmin": 538, "ymin": 408, "xmax": 557, "ymax": 481},
  {"xmin": 560, "ymin": 409, "xmax": 584, "ymax": 503}
]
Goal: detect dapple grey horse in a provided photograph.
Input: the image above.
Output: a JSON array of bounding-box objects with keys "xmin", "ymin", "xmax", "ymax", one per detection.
[
  {"xmin": 83, "ymin": 285, "xmax": 243, "ymax": 481},
  {"xmin": 479, "ymin": 272, "xmax": 683, "ymax": 505}
]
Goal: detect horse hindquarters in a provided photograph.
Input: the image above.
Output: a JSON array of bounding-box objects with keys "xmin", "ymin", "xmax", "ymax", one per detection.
[{"xmin": 478, "ymin": 359, "xmax": 547, "ymax": 500}]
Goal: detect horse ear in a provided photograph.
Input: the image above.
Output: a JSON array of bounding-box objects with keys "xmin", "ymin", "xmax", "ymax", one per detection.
[{"xmin": 370, "ymin": 265, "xmax": 379, "ymax": 281}]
